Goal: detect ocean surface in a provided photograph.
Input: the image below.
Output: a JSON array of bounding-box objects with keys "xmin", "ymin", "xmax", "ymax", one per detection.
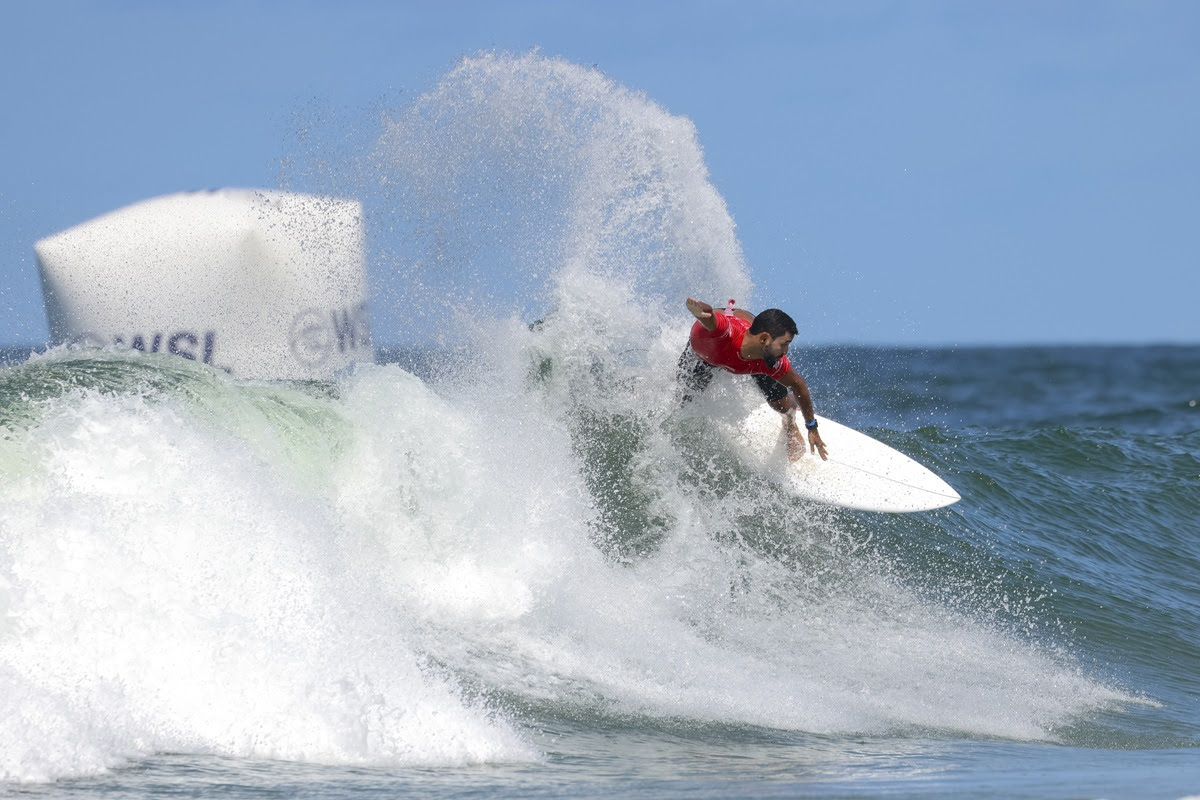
[
  {"xmin": 3, "ymin": 52, "xmax": 1199, "ymax": 798},
  {"xmin": 2, "ymin": 341, "xmax": 1197, "ymax": 799}
]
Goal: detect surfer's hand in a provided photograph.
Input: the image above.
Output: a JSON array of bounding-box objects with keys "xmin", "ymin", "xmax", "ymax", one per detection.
[
  {"xmin": 809, "ymin": 429, "xmax": 828, "ymax": 461},
  {"xmin": 686, "ymin": 297, "xmax": 714, "ymax": 321}
]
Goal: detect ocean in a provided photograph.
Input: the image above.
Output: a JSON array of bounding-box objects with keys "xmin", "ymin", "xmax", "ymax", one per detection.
[
  {"xmin": 3, "ymin": 52, "xmax": 1198, "ymax": 798},
  {"xmin": 1, "ymin": 341, "xmax": 1196, "ymax": 799}
]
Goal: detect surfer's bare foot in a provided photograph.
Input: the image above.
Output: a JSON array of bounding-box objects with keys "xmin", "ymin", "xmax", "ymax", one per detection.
[{"xmin": 786, "ymin": 422, "xmax": 806, "ymax": 462}]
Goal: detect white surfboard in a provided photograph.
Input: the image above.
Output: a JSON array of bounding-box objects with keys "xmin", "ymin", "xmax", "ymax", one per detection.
[{"xmin": 734, "ymin": 405, "xmax": 961, "ymax": 513}]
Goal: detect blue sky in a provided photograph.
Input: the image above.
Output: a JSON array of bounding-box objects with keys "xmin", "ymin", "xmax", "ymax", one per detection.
[{"xmin": 1, "ymin": 0, "xmax": 1196, "ymax": 346}]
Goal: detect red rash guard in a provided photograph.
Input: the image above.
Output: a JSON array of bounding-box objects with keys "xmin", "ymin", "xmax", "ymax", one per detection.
[{"xmin": 689, "ymin": 312, "xmax": 790, "ymax": 380}]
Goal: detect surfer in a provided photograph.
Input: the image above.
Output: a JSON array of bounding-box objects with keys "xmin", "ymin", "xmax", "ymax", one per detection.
[{"xmin": 679, "ymin": 297, "xmax": 828, "ymax": 461}]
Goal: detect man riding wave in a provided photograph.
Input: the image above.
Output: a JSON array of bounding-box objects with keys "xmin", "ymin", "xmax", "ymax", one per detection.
[{"xmin": 678, "ymin": 297, "xmax": 827, "ymax": 461}]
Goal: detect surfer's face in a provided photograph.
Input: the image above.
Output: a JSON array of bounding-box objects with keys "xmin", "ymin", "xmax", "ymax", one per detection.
[{"xmin": 762, "ymin": 332, "xmax": 793, "ymax": 368}]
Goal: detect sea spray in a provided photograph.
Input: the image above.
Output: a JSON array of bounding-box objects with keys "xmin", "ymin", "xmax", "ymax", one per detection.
[{"xmin": 369, "ymin": 51, "xmax": 751, "ymax": 342}]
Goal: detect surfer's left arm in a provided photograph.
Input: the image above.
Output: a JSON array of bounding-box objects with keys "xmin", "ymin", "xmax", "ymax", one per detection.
[{"xmin": 774, "ymin": 369, "xmax": 828, "ymax": 461}]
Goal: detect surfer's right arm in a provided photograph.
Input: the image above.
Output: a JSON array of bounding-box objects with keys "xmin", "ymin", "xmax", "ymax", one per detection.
[{"xmin": 685, "ymin": 297, "xmax": 718, "ymax": 331}]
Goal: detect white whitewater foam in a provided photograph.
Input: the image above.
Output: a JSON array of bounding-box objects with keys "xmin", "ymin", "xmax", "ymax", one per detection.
[
  {"xmin": 0, "ymin": 347, "xmax": 1133, "ymax": 783},
  {"xmin": 0, "ymin": 380, "xmax": 536, "ymax": 782}
]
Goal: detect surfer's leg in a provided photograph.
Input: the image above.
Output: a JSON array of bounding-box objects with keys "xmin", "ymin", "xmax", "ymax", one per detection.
[
  {"xmin": 752, "ymin": 374, "xmax": 792, "ymax": 414},
  {"xmin": 677, "ymin": 346, "xmax": 715, "ymax": 404}
]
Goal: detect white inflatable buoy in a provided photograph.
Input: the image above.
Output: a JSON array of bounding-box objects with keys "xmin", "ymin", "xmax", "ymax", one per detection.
[{"xmin": 34, "ymin": 189, "xmax": 374, "ymax": 380}]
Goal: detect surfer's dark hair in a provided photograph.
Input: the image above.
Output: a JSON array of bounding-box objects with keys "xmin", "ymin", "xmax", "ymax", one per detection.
[{"xmin": 748, "ymin": 309, "xmax": 797, "ymax": 338}]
